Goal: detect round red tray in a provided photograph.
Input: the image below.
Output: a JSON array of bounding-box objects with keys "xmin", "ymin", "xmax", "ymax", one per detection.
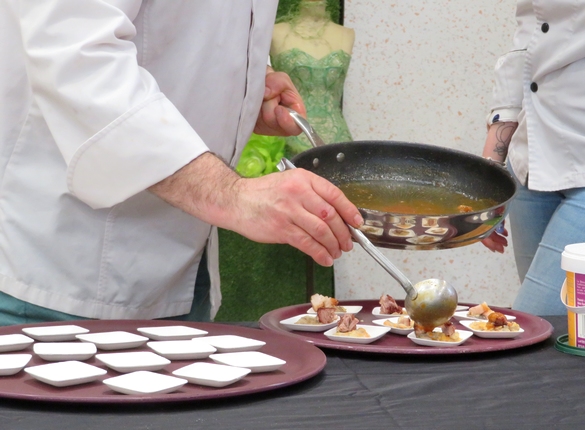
[
  {"xmin": 0, "ymin": 320, "xmax": 326, "ymax": 403},
  {"xmin": 259, "ymin": 300, "xmax": 554, "ymax": 355}
]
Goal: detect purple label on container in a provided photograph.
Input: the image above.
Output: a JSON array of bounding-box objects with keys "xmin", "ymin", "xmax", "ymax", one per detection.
[{"xmin": 575, "ymin": 273, "xmax": 585, "ymax": 348}]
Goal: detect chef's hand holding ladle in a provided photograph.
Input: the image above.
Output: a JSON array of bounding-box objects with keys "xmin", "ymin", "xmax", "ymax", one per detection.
[{"xmin": 278, "ymin": 108, "xmax": 458, "ymax": 329}]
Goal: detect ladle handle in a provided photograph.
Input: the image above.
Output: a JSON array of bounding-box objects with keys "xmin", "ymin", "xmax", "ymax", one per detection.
[
  {"xmin": 348, "ymin": 226, "xmax": 417, "ymax": 299},
  {"xmin": 285, "ymin": 107, "xmax": 326, "ymax": 148},
  {"xmin": 277, "ymin": 158, "xmax": 418, "ymax": 300}
]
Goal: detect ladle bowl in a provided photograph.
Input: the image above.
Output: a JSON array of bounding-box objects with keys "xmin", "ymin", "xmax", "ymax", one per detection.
[{"xmin": 405, "ymin": 279, "xmax": 458, "ymax": 329}]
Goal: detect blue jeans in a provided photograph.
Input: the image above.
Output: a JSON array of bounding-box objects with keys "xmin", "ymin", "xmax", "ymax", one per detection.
[
  {"xmin": 0, "ymin": 251, "xmax": 211, "ymax": 325},
  {"xmin": 509, "ymin": 168, "xmax": 585, "ymax": 315}
]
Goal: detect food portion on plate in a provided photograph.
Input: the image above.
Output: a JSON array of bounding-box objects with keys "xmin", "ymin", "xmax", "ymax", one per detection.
[
  {"xmin": 322, "ymin": 314, "xmax": 391, "ymax": 344},
  {"xmin": 408, "ymin": 325, "xmax": 473, "ymax": 347},
  {"xmin": 453, "ymin": 302, "xmax": 516, "ymax": 321},
  {"xmin": 311, "ymin": 293, "xmax": 340, "ymax": 311},
  {"xmin": 323, "ymin": 317, "xmax": 390, "ymax": 345},
  {"xmin": 459, "ymin": 312, "xmax": 523, "ymax": 339},
  {"xmin": 413, "ymin": 320, "xmax": 462, "ymax": 343},
  {"xmin": 471, "ymin": 312, "xmax": 521, "ymax": 331},
  {"xmin": 334, "ymin": 314, "xmax": 369, "ymax": 338},
  {"xmin": 279, "ymin": 314, "xmax": 340, "ymax": 332},
  {"xmin": 372, "ymin": 294, "xmax": 408, "ymax": 317},
  {"xmin": 310, "ymin": 293, "xmax": 344, "ymax": 314},
  {"xmin": 467, "ymin": 302, "xmax": 494, "ymax": 319},
  {"xmin": 306, "ymin": 293, "xmax": 363, "ymax": 316},
  {"xmin": 378, "ymin": 315, "xmax": 415, "ymax": 335}
]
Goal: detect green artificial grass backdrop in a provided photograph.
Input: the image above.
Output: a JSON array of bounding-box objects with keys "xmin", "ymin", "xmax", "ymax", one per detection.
[{"xmin": 214, "ymin": 228, "xmax": 334, "ymax": 322}]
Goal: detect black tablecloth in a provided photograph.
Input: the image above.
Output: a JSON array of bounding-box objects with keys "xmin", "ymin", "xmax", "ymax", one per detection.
[{"xmin": 2, "ymin": 316, "xmax": 583, "ymax": 429}]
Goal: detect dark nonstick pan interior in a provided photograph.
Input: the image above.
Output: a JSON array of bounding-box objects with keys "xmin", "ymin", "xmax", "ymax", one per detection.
[{"xmin": 292, "ymin": 140, "xmax": 517, "ymax": 250}]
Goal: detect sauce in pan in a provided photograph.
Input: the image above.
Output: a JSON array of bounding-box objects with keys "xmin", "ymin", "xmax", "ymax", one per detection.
[{"xmin": 338, "ymin": 180, "xmax": 498, "ymax": 215}]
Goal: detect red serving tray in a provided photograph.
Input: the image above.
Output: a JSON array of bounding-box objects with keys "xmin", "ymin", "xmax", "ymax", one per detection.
[
  {"xmin": 0, "ymin": 320, "xmax": 326, "ymax": 403},
  {"xmin": 259, "ymin": 300, "xmax": 553, "ymax": 355}
]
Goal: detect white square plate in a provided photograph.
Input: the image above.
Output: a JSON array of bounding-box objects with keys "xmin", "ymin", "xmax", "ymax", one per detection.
[
  {"xmin": 209, "ymin": 351, "xmax": 286, "ymax": 373},
  {"xmin": 279, "ymin": 314, "xmax": 340, "ymax": 332},
  {"xmin": 453, "ymin": 310, "xmax": 516, "ymax": 321},
  {"xmin": 371, "ymin": 306, "xmax": 408, "ymax": 317},
  {"xmin": 372, "ymin": 317, "xmax": 414, "ymax": 335},
  {"xmin": 76, "ymin": 331, "xmax": 148, "ymax": 350},
  {"xmin": 407, "ymin": 329, "xmax": 473, "ymax": 347},
  {"xmin": 0, "ymin": 334, "xmax": 34, "ymax": 353},
  {"xmin": 0, "ymin": 354, "xmax": 32, "ymax": 376},
  {"xmin": 194, "ymin": 335, "xmax": 265, "ymax": 353},
  {"xmin": 22, "ymin": 325, "xmax": 89, "ymax": 342},
  {"xmin": 147, "ymin": 340, "xmax": 216, "ymax": 360},
  {"xmin": 103, "ymin": 370, "xmax": 187, "ymax": 395},
  {"xmin": 459, "ymin": 320, "xmax": 524, "ymax": 339},
  {"xmin": 24, "ymin": 360, "xmax": 107, "ymax": 387},
  {"xmin": 306, "ymin": 305, "xmax": 363, "ymax": 315},
  {"xmin": 33, "ymin": 342, "xmax": 97, "ymax": 361},
  {"xmin": 323, "ymin": 324, "xmax": 391, "ymax": 344},
  {"xmin": 137, "ymin": 325, "xmax": 208, "ymax": 341},
  {"xmin": 96, "ymin": 351, "xmax": 170, "ymax": 373},
  {"xmin": 173, "ymin": 362, "xmax": 251, "ymax": 387}
]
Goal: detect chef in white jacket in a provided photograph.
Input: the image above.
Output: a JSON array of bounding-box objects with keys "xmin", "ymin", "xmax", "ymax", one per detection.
[
  {"xmin": 0, "ymin": 0, "xmax": 362, "ymax": 324},
  {"xmin": 481, "ymin": 0, "xmax": 585, "ymax": 315}
]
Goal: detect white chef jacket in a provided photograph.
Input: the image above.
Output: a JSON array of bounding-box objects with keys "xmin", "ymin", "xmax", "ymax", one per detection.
[
  {"xmin": 488, "ymin": 0, "xmax": 585, "ymax": 191},
  {"xmin": 0, "ymin": 0, "xmax": 278, "ymax": 319}
]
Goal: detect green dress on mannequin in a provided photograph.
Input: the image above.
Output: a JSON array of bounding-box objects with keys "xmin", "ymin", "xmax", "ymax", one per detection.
[
  {"xmin": 271, "ymin": 48, "xmax": 352, "ymax": 156},
  {"xmin": 270, "ymin": 0, "xmax": 355, "ymax": 157}
]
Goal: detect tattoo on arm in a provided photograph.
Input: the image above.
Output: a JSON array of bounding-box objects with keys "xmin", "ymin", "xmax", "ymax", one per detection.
[{"xmin": 493, "ymin": 122, "xmax": 517, "ymax": 157}]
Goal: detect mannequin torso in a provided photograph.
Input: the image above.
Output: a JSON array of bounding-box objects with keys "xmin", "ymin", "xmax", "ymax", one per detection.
[{"xmin": 270, "ymin": 1, "xmax": 355, "ymax": 156}]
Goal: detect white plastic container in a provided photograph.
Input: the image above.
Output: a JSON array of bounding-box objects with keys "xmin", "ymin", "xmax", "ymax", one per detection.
[{"xmin": 560, "ymin": 243, "xmax": 585, "ymax": 348}]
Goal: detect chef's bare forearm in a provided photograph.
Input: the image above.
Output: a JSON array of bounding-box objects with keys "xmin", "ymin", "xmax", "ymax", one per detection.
[
  {"xmin": 148, "ymin": 151, "xmax": 362, "ymax": 266},
  {"xmin": 482, "ymin": 121, "xmax": 518, "ymax": 163},
  {"xmin": 148, "ymin": 152, "xmax": 241, "ymax": 228}
]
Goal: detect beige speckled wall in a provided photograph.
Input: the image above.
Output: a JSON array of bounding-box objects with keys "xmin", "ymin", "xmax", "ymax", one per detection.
[{"xmin": 336, "ymin": 0, "xmax": 520, "ymax": 306}]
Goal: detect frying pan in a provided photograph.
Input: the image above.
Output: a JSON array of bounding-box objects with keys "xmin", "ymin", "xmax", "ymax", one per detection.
[{"xmin": 291, "ymin": 140, "xmax": 517, "ymax": 250}]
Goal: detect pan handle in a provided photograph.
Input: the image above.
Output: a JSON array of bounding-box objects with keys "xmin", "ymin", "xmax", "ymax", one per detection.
[
  {"xmin": 277, "ymin": 157, "xmax": 418, "ymax": 300},
  {"xmin": 285, "ymin": 108, "xmax": 327, "ymax": 148}
]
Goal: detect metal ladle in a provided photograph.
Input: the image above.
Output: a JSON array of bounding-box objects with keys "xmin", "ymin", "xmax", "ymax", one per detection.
[{"xmin": 279, "ymin": 108, "xmax": 458, "ymax": 328}]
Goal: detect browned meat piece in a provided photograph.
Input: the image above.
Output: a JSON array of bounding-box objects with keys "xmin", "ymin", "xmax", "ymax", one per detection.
[
  {"xmin": 337, "ymin": 313, "xmax": 359, "ymax": 332},
  {"xmin": 441, "ymin": 320, "xmax": 456, "ymax": 336},
  {"xmin": 487, "ymin": 312, "xmax": 508, "ymax": 327},
  {"xmin": 311, "ymin": 294, "xmax": 339, "ymax": 311},
  {"xmin": 379, "ymin": 294, "xmax": 403, "ymax": 315},
  {"xmin": 317, "ymin": 307, "xmax": 337, "ymax": 324}
]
